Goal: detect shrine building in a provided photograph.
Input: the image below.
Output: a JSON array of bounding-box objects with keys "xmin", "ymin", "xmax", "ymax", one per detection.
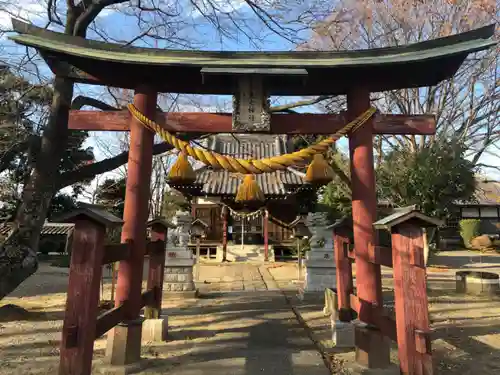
[{"xmin": 172, "ymin": 134, "xmax": 315, "ymax": 262}]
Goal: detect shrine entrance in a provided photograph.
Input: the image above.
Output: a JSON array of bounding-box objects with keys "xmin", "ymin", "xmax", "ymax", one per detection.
[{"xmin": 9, "ymin": 19, "xmax": 496, "ymax": 375}]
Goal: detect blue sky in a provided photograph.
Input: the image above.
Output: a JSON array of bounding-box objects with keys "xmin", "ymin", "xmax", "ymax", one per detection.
[
  {"xmin": 1, "ymin": 0, "xmax": 498, "ymax": 191},
  {"xmin": 1, "ymin": 1, "xmax": 321, "ymax": 168}
]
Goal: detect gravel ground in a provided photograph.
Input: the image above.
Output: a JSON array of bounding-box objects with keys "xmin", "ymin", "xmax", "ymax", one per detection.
[
  {"xmin": 267, "ymin": 258, "xmax": 500, "ymax": 375},
  {"xmin": 0, "ymin": 262, "xmax": 326, "ymax": 375},
  {"xmin": 2, "ymin": 255, "xmax": 500, "ymax": 375}
]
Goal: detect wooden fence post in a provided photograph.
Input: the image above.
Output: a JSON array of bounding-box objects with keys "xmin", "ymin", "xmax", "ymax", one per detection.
[
  {"xmin": 55, "ymin": 204, "xmax": 124, "ymax": 375},
  {"xmin": 331, "ymin": 217, "xmax": 354, "ymax": 322},
  {"xmin": 374, "ymin": 207, "xmax": 443, "ymax": 375},
  {"xmin": 392, "ymin": 223, "xmax": 433, "ymax": 375},
  {"xmin": 59, "ymin": 215, "xmax": 106, "ymax": 375},
  {"xmin": 263, "ymin": 209, "xmax": 269, "ymax": 262},
  {"xmin": 145, "ymin": 219, "xmax": 169, "ymax": 319},
  {"xmin": 222, "ymin": 206, "xmax": 228, "ymax": 261}
]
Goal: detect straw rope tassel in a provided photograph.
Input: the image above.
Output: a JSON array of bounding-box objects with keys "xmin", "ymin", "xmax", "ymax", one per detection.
[
  {"xmin": 168, "ymin": 150, "xmax": 196, "ymax": 184},
  {"xmin": 128, "ymin": 104, "xmax": 377, "ymax": 175},
  {"xmin": 305, "ymin": 154, "xmax": 334, "ymax": 185},
  {"xmin": 236, "ymin": 175, "xmax": 265, "ymax": 203}
]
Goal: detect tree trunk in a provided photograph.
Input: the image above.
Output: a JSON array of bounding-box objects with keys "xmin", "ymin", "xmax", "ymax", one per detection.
[{"xmin": 0, "ymin": 76, "xmax": 74, "ymax": 300}]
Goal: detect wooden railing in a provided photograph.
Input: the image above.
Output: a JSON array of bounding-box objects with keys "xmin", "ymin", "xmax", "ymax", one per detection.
[
  {"xmin": 333, "ymin": 216, "xmax": 433, "ymax": 375},
  {"xmin": 59, "ymin": 213, "xmax": 169, "ymax": 375}
]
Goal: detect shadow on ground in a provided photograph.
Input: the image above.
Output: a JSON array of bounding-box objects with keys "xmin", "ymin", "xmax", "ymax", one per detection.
[
  {"xmin": 135, "ymin": 291, "xmax": 330, "ymax": 375},
  {"xmin": 0, "ymin": 304, "xmax": 64, "ymax": 322},
  {"xmin": 1, "ymin": 291, "xmax": 330, "ymax": 375},
  {"xmin": 430, "ymin": 252, "xmax": 500, "ymax": 269}
]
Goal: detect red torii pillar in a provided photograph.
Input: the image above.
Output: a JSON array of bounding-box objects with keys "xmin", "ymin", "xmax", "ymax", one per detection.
[
  {"xmin": 106, "ymin": 88, "xmax": 157, "ymax": 366},
  {"xmin": 348, "ymin": 88, "xmax": 388, "ymax": 366}
]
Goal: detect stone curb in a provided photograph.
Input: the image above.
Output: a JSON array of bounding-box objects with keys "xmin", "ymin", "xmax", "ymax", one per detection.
[
  {"xmin": 264, "ymin": 266, "xmax": 344, "ymax": 373},
  {"xmin": 258, "ymin": 265, "xmax": 280, "ymax": 290}
]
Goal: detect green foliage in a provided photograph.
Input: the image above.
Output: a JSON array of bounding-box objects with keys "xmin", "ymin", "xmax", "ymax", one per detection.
[
  {"xmin": 376, "ymin": 139, "xmax": 476, "ymax": 218},
  {"xmin": 459, "ymin": 219, "xmax": 481, "ymax": 248},
  {"xmin": 38, "ymin": 237, "xmax": 66, "ymax": 255},
  {"xmin": 317, "ymin": 138, "xmax": 476, "ymax": 225},
  {"xmin": 0, "ymin": 67, "xmax": 94, "ymax": 220},
  {"xmin": 0, "ymin": 67, "xmax": 52, "ymax": 150},
  {"xmin": 320, "ymin": 185, "xmax": 352, "ymax": 219},
  {"xmin": 47, "ymin": 193, "xmax": 78, "ymax": 220},
  {"xmin": 1, "ymin": 67, "xmax": 91, "ymax": 175},
  {"xmin": 161, "ymin": 189, "xmax": 190, "ymax": 220},
  {"xmin": 95, "ymin": 177, "xmax": 127, "ymax": 218},
  {"xmin": 291, "ymin": 135, "xmax": 351, "ymax": 219},
  {"xmin": 318, "ymin": 152, "xmax": 351, "ymax": 219},
  {"xmin": 94, "ymin": 178, "xmax": 127, "ymax": 243},
  {"xmin": 60, "ymin": 131, "xmax": 95, "ymax": 176},
  {"xmin": 292, "ymin": 135, "xmax": 325, "ymax": 152},
  {"xmin": 290, "ymin": 237, "xmax": 310, "ymax": 255},
  {"xmin": 0, "ymin": 189, "xmax": 79, "ymax": 220}
]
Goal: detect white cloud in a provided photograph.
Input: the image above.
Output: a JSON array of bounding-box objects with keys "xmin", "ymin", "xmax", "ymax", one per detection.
[
  {"xmin": 473, "ymin": 152, "xmax": 500, "ymax": 180},
  {"xmin": 190, "ymin": 0, "xmax": 247, "ymax": 18},
  {"xmin": 0, "ymin": 0, "xmax": 123, "ymax": 30},
  {"xmin": 0, "ymin": 0, "xmax": 47, "ymax": 29},
  {"xmin": 97, "ymin": 2, "xmax": 131, "ymax": 18}
]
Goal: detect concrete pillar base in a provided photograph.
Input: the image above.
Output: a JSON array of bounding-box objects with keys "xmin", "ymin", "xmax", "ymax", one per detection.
[
  {"xmin": 332, "ymin": 320, "xmax": 355, "ymax": 348},
  {"xmin": 354, "ymin": 321, "xmax": 391, "ymax": 369},
  {"xmin": 142, "ymin": 318, "xmax": 168, "ymax": 342},
  {"xmin": 106, "ymin": 318, "xmax": 143, "ymax": 366}
]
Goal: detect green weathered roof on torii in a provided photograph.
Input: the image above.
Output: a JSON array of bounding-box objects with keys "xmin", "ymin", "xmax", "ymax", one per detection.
[{"xmin": 9, "ymin": 19, "xmax": 496, "ymax": 95}]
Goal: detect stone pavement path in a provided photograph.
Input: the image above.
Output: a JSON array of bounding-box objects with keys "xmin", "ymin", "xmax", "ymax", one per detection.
[
  {"xmin": 195, "ymin": 263, "xmax": 275, "ymax": 292},
  {"xmin": 1, "ymin": 262, "xmax": 329, "ymax": 375},
  {"xmin": 137, "ymin": 290, "xmax": 330, "ymax": 375}
]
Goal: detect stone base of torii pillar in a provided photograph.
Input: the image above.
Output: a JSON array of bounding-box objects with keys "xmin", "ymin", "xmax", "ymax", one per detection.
[
  {"xmin": 163, "ymin": 212, "xmax": 198, "ymax": 298},
  {"xmin": 299, "ymin": 212, "xmax": 337, "ymax": 299}
]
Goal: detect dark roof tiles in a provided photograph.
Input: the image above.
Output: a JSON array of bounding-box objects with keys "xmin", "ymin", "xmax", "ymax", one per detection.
[
  {"xmin": 193, "ymin": 134, "xmax": 305, "ymax": 196},
  {"xmin": 0, "ymin": 222, "xmax": 75, "ymax": 236},
  {"xmin": 53, "ymin": 203, "xmax": 124, "ymax": 227}
]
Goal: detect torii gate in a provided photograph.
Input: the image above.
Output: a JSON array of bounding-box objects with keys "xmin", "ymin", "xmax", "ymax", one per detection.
[{"xmin": 10, "ymin": 19, "xmax": 496, "ymax": 375}]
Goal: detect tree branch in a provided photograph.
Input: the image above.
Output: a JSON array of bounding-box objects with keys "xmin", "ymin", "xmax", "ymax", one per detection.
[
  {"xmin": 58, "ymin": 133, "xmax": 203, "ymax": 189},
  {"xmin": 477, "ymin": 163, "xmax": 500, "ymax": 173},
  {"xmin": 73, "ymin": 0, "xmax": 129, "ymax": 37},
  {"xmin": 71, "ymin": 95, "xmax": 119, "ymax": 110},
  {"xmin": 270, "ymin": 96, "xmax": 330, "ymax": 113},
  {"xmin": 0, "ymin": 139, "xmax": 31, "ymax": 173}
]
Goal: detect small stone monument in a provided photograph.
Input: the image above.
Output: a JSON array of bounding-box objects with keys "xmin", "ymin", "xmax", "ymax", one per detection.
[
  {"xmin": 163, "ymin": 212, "xmax": 197, "ymax": 298},
  {"xmin": 301, "ymin": 212, "xmax": 336, "ymax": 296},
  {"xmin": 323, "ymin": 288, "xmax": 355, "ymax": 348}
]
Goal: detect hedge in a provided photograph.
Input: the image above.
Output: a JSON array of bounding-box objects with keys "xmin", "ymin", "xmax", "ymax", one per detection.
[{"xmin": 459, "ymin": 219, "xmax": 481, "ymax": 248}]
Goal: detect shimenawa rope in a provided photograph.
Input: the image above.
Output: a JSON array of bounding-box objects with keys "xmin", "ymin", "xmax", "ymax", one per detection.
[{"xmin": 127, "ymin": 104, "xmax": 377, "ymax": 174}]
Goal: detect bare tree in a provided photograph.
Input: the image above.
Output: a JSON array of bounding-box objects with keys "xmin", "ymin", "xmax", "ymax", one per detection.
[
  {"xmin": 148, "ymin": 150, "xmax": 175, "ymax": 219},
  {"xmin": 290, "ymin": 0, "xmax": 498, "ymax": 224},
  {"xmin": 303, "ymin": 0, "xmax": 498, "ymax": 175},
  {"xmin": 0, "ymin": 0, "xmax": 315, "ymax": 299}
]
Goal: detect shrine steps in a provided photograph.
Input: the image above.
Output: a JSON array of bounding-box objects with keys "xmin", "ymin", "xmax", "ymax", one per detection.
[{"xmin": 216, "ymin": 244, "xmax": 275, "ymax": 263}]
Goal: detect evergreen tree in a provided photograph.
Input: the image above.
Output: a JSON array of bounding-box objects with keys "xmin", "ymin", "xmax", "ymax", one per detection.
[{"xmin": 95, "ymin": 177, "xmax": 127, "ymax": 218}]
